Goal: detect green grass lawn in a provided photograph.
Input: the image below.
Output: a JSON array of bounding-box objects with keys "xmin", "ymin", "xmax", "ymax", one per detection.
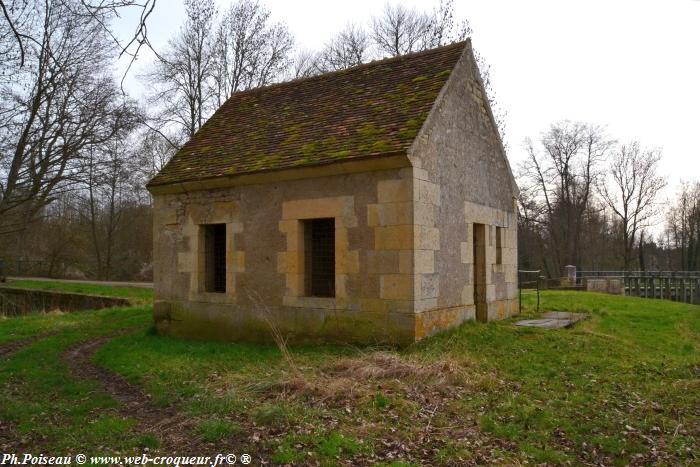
[
  {"xmin": 2, "ymin": 279, "xmax": 153, "ymax": 304},
  {"xmin": 0, "ymin": 289, "xmax": 698, "ymax": 465}
]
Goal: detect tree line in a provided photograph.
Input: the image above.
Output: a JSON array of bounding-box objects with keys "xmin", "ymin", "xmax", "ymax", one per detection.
[
  {"xmin": 518, "ymin": 121, "xmax": 699, "ymax": 276},
  {"xmin": 0, "ymin": 0, "xmax": 697, "ymax": 281}
]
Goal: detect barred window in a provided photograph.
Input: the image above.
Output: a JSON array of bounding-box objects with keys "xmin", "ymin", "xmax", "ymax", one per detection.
[
  {"xmin": 204, "ymin": 224, "xmax": 227, "ymax": 293},
  {"xmin": 304, "ymin": 218, "xmax": 335, "ymax": 297}
]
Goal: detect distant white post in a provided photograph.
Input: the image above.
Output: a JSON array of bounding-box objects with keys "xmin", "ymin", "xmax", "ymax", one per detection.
[{"xmin": 563, "ymin": 265, "xmax": 577, "ymax": 287}]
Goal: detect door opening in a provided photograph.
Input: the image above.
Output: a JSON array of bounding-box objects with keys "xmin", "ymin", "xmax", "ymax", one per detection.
[{"xmin": 473, "ymin": 223, "xmax": 487, "ymax": 322}]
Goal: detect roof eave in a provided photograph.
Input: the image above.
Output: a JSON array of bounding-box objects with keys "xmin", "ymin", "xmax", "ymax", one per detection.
[{"xmin": 147, "ymin": 151, "xmax": 412, "ymax": 195}]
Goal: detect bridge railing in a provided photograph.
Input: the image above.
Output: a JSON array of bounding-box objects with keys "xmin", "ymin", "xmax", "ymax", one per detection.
[{"xmin": 577, "ymin": 271, "xmax": 700, "ymax": 305}]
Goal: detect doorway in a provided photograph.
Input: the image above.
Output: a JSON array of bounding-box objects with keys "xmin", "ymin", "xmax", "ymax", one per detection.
[{"xmin": 473, "ymin": 223, "xmax": 487, "ymax": 322}]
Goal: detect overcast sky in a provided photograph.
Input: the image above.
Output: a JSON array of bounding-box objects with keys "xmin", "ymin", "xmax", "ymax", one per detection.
[{"xmin": 118, "ymin": 0, "xmax": 700, "ymax": 202}]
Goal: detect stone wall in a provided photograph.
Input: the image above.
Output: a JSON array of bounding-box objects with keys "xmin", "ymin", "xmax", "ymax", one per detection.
[
  {"xmin": 0, "ymin": 287, "xmax": 129, "ymax": 316},
  {"xmin": 407, "ymin": 42, "xmax": 519, "ymax": 327},
  {"xmin": 153, "ymin": 167, "xmax": 424, "ymax": 345}
]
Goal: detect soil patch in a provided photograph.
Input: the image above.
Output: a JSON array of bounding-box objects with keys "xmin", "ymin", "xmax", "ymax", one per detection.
[
  {"xmin": 0, "ymin": 334, "xmax": 55, "ymax": 359},
  {"xmin": 62, "ymin": 331, "xmax": 248, "ymax": 455}
]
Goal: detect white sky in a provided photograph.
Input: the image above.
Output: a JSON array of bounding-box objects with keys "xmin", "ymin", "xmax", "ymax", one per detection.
[{"xmin": 117, "ymin": 0, "xmax": 700, "ymax": 202}]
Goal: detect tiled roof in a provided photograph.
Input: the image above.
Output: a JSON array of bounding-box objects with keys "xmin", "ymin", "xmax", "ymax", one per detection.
[{"xmin": 147, "ymin": 41, "xmax": 466, "ymax": 187}]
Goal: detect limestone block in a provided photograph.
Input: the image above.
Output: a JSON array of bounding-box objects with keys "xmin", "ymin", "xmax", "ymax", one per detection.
[
  {"xmin": 416, "ymin": 180, "xmax": 441, "ymax": 205},
  {"xmin": 506, "ymin": 282, "xmax": 519, "ymax": 299},
  {"xmin": 279, "ymin": 220, "xmax": 303, "ymax": 251},
  {"xmin": 415, "ymin": 298, "xmax": 438, "ymax": 313},
  {"xmin": 414, "ymin": 202, "xmax": 435, "ymax": 226},
  {"xmin": 339, "ymin": 215, "xmax": 358, "ymax": 228},
  {"xmin": 464, "ymin": 201, "xmax": 494, "ymax": 225},
  {"xmin": 505, "ymin": 226, "xmax": 517, "ymax": 245},
  {"xmin": 505, "ymin": 264, "xmax": 518, "ymax": 282},
  {"xmin": 228, "ymin": 251, "xmax": 245, "ymax": 273},
  {"xmin": 486, "ymin": 284, "xmax": 496, "ymax": 302},
  {"xmin": 412, "ymin": 167, "xmax": 430, "ymax": 181},
  {"xmin": 359, "ymin": 298, "xmax": 390, "ymax": 313},
  {"xmin": 367, "ymin": 204, "xmax": 380, "ymax": 227},
  {"xmin": 366, "ymin": 251, "xmax": 400, "ymax": 274},
  {"xmin": 211, "ymin": 201, "xmax": 240, "ymax": 224},
  {"xmin": 229, "ymin": 221, "xmax": 244, "ymax": 233},
  {"xmin": 367, "ymin": 202, "xmax": 413, "ymax": 226},
  {"xmin": 336, "ymin": 250, "xmax": 359, "ymax": 274},
  {"xmin": 177, "ymin": 252, "xmax": 193, "ymax": 273},
  {"xmin": 414, "ymin": 250, "xmax": 435, "ymax": 274},
  {"xmin": 398, "ymin": 250, "xmax": 413, "ymax": 274},
  {"xmin": 335, "ymin": 227, "xmax": 350, "ymax": 250},
  {"xmin": 277, "ymin": 252, "xmax": 297, "ymax": 273},
  {"xmin": 502, "ymin": 247, "xmax": 517, "ymax": 265},
  {"xmin": 380, "ymin": 274, "xmax": 413, "ymax": 300},
  {"xmin": 464, "ymin": 264, "xmax": 473, "ymax": 283},
  {"xmin": 460, "ymin": 241, "xmax": 473, "ymax": 264},
  {"xmin": 416, "ymin": 273, "xmax": 439, "ymax": 299},
  {"xmin": 461, "ymin": 284, "xmax": 474, "ymax": 305},
  {"xmin": 375, "ymin": 225, "xmax": 413, "ymax": 250},
  {"xmin": 285, "ymin": 273, "xmax": 304, "ymax": 296},
  {"xmin": 386, "ymin": 300, "xmax": 413, "ymax": 313},
  {"xmin": 155, "ymin": 207, "xmax": 178, "ymax": 226},
  {"xmin": 414, "ymin": 226, "xmax": 440, "ymax": 250},
  {"xmin": 378, "ymin": 179, "xmax": 412, "ymax": 203},
  {"xmin": 336, "ymin": 274, "xmax": 348, "ymax": 298},
  {"xmin": 282, "ymin": 196, "xmax": 353, "ymax": 220},
  {"xmin": 278, "ymin": 219, "xmax": 298, "ymax": 234}
]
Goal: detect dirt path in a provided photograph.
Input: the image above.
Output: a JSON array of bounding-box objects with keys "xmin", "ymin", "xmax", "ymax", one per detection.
[
  {"xmin": 0, "ymin": 334, "xmax": 53, "ymax": 359},
  {"xmin": 62, "ymin": 331, "xmax": 247, "ymax": 455}
]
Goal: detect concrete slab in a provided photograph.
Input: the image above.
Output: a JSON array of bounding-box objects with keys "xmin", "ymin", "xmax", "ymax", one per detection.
[
  {"xmin": 541, "ymin": 311, "xmax": 587, "ymax": 322},
  {"xmin": 515, "ymin": 311, "xmax": 588, "ymax": 329}
]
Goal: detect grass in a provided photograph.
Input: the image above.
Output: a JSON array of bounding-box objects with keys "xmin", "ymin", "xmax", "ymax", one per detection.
[
  {"xmin": 2, "ymin": 279, "xmax": 153, "ymax": 304},
  {"xmin": 0, "ymin": 287, "xmax": 698, "ymax": 464},
  {"xmin": 0, "ymin": 306, "xmax": 152, "ymax": 452}
]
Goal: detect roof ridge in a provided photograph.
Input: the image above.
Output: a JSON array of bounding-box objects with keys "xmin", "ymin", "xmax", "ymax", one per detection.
[{"xmin": 227, "ymin": 40, "xmax": 469, "ymax": 100}]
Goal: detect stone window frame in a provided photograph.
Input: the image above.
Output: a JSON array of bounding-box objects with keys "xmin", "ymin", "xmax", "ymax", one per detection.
[
  {"xmin": 190, "ymin": 222, "xmax": 238, "ymax": 303},
  {"xmin": 278, "ymin": 196, "xmax": 358, "ymax": 310},
  {"xmin": 179, "ymin": 201, "xmax": 244, "ymax": 305}
]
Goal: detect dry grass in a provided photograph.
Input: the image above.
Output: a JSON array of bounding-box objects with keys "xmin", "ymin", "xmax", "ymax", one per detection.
[
  {"xmin": 264, "ymin": 351, "xmax": 478, "ymax": 407},
  {"xmin": 246, "ymin": 291, "xmax": 299, "ymax": 376}
]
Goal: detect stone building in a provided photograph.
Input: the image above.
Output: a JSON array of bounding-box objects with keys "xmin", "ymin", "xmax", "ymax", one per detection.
[{"xmin": 147, "ymin": 40, "xmax": 519, "ymax": 345}]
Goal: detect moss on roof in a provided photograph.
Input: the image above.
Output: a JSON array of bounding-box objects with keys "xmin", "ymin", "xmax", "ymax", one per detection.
[{"xmin": 147, "ymin": 42, "xmax": 466, "ymax": 187}]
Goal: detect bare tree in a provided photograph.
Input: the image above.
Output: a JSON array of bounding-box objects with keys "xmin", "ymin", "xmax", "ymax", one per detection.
[
  {"xmin": 0, "ymin": 1, "xmax": 140, "ymax": 236},
  {"xmin": 144, "ymin": 0, "xmax": 216, "ymax": 138},
  {"xmin": 665, "ymin": 182, "xmax": 700, "ymax": 271},
  {"xmin": 371, "ymin": 0, "xmax": 470, "ymax": 58},
  {"xmin": 0, "ymin": 0, "xmax": 157, "ymax": 82},
  {"xmin": 371, "ymin": 3, "xmax": 431, "ymax": 57},
  {"xmin": 290, "ymin": 49, "xmax": 320, "ymax": 79},
  {"xmin": 317, "ymin": 23, "xmax": 371, "ymax": 71},
  {"xmin": 424, "ymin": 0, "xmax": 471, "ymax": 48},
  {"xmin": 210, "ymin": 0, "xmax": 294, "ymax": 106},
  {"xmin": 518, "ymin": 121, "xmax": 613, "ymax": 274},
  {"xmin": 600, "ymin": 142, "xmax": 666, "ymax": 270}
]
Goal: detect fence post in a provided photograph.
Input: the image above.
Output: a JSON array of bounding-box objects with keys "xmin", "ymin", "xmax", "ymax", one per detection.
[{"xmin": 694, "ymin": 279, "xmax": 700, "ymax": 305}]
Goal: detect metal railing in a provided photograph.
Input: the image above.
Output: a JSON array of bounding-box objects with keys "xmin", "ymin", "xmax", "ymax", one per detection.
[
  {"xmin": 578, "ymin": 270, "xmax": 700, "ymax": 279},
  {"xmin": 577, "ymin": 270, "xmax": 700, "ymax": 305},
  {"xmin": 518, "ymin": 270, "xmax": 542, "ymax": 313}
]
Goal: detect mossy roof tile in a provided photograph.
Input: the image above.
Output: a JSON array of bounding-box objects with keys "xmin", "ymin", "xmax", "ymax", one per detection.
[{"xmin": 148, "ymin": 42, "xmax": 466, "ymax": 187}]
